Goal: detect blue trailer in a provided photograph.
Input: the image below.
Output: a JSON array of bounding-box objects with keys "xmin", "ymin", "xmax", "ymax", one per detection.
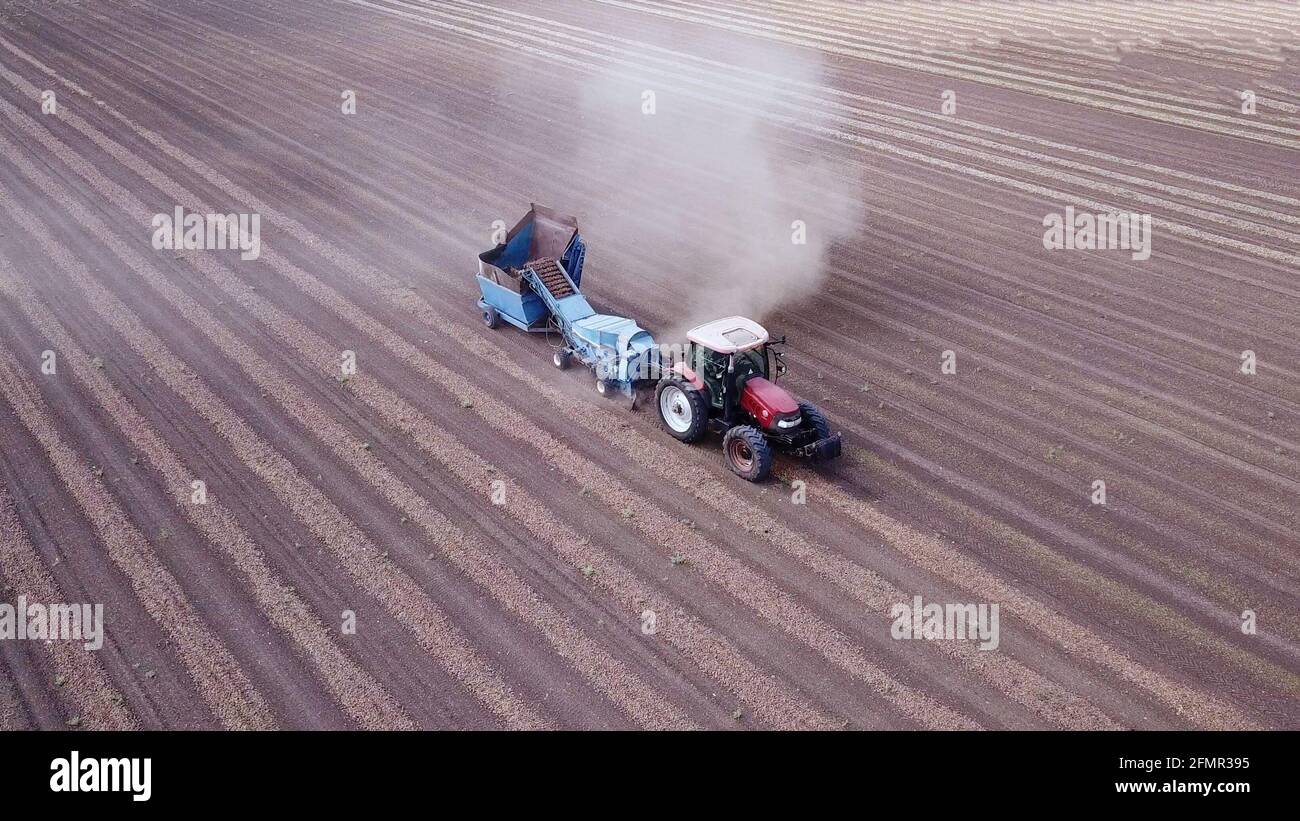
[{"xmin": 477, "ymin": 205, "xmax": 657, "ymax": 402}]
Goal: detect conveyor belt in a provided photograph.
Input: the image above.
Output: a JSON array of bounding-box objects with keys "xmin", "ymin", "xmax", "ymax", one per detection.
[{"xmin": 525, "ymin": 257, "xmax": 574, "ymax": 298}]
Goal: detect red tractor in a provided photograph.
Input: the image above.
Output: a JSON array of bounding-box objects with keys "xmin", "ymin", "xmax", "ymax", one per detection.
[{"xmin": 654, "ymin": 317, "xmax": 842, "ymax": 481}]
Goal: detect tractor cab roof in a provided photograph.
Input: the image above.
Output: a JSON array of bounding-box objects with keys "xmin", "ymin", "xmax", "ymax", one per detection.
[{"xmin": 687, "ymin": 316, "xmax": 769, "ymax": 354}]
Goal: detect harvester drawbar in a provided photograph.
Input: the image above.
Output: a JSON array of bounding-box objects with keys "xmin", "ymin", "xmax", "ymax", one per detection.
[{"xmin": 476, "ymin": 205, "xmax": 842, "ymax": 482}]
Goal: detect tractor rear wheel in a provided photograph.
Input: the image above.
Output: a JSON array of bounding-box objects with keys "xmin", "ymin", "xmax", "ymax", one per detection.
[
  {"xmin": 655, "ymin": 378, "xmax": 707, "ymax": 443},
  {"xmin": 798, "ymin": 400, "xmax": 831, "ymax": 439},
  {"xmin": 483, "ymin": 307, "xmax": 500, "ymax": 329},
  {"xmin": 723, "ymin": 425, "xmax": 773, "ymax": 482}
]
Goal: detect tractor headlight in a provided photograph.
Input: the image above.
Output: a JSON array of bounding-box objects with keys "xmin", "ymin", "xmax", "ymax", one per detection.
[{"xmin": 777, "ymin": 418, "xmax": 800, "ymax": 429}]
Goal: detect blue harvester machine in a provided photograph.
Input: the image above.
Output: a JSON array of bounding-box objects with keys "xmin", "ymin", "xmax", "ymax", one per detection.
[
  {"xmin": 476, "ymin": 204, "xmax": 843, "ymax": 482},
  {"xmin": 477, "ymin": 205, "xmax": 656, "ymax": 402}
]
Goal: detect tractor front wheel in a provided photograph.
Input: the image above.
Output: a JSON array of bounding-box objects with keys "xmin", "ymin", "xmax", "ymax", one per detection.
[
  {"xmin": 798, "ymin": 400, "xmax": 832, "ymax": 439},
  {"xmin": 655, "ymin": 378, "xmax": 707, "ymax": 443},
  {"xmin": 723, "ymin": 425, "xmax": 773, "ymax": 482}
]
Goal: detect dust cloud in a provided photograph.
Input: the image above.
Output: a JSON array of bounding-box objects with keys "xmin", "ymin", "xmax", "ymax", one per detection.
[{"xmin": 562, "ymin": 33, "xmax": 865, "ymax": 338}]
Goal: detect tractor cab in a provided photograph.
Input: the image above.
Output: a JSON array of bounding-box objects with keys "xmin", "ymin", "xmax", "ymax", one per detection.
[
  {"xmin": 655, "ymin": 316, "xmax": 841, "ymax": 481},
  {"xmin": 687, "ymin": 317, "xmax": 775, "ymax": 411}
]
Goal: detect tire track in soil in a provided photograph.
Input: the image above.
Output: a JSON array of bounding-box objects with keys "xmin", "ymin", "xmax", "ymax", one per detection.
[
  {"xmin": 790, "ymin": 284, "xmax": 1300, "ymax": 582},
  {"xmin": 0, "ymin": 267, "xmax": 415, "ymax": 731},
  {"xmin": 441, "ymin": 356, "xmax": 1122, "ymax": 729},
  {"xmin": 0, "ymin": 642, "xmax": 28, "ymax": 729},
  {"xmin": 0, "ymin": 159, "xmax": 551, "ymax": 732},
  {"xmin": 0, "ymin": 480, "xmax": 137, "ymax": 731},
  {"xmin": 808, "ymin": 451, "xmax": 1300, "ymax": 726},
  {"xmin": 0, "ymin": 269, "xmax": 528, "ymax": 730},
  {"xmin": 0, "ymin": 348, "xmax": 207, "ymax": 728},
  {"xmin": 0, "ymin": 302, "xmax": 275, "ymax": 731},
  {"xmin": 778, "ymin": 463, "xmax": 1267, "ymax": 731},
  {"xmin": 772, "ymin": 266, "xmax": 1300, "ymax": 563},
  {"xmin": 777, "ymin": 304, "xmax": 1300, "ymax": 625},
  {"xmin": 821, "ymin": 413, "xmax": 1300, "ymax": 692}
]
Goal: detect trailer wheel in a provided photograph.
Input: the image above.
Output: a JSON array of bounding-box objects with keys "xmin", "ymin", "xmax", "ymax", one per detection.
[
  {"xmin": 482, "ymin": 307, "xmax": 500, "ymax": 329},
  {"xmin": 553, "ymin": 349, "xmax": 570, "ymax": 370},
  {"xmin": 723, "ymin": 425, "xmax": 773, "ymax": 482},
  {"xmin": 655, "ymin": 378, "xmax": 707, "ymax": 443},
  {"xmin": 595, "ymin": 378, "xmax": 611, "ymax": 397},
  {"xmin": 797, "ymin": 400, "xmax": 832, "ymax": 439}
]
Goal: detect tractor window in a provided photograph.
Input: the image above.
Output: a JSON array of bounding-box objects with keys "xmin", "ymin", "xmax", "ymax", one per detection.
[
  {"xmin": 693, "ymin": 345, "xmax": 728, "ymax": 407},
  {"xmin": 693, "ymin": 345, "xmax": 726, "ymax": 378},
  {"xmin": 732, "ymin": 348, "xmax": 768, "ymax": 381}
]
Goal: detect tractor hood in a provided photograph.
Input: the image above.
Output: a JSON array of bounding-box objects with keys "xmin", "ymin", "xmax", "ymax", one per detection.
[{"xmin": 741, "ymin": 376, "xmax": 800, "ymax": 428}]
